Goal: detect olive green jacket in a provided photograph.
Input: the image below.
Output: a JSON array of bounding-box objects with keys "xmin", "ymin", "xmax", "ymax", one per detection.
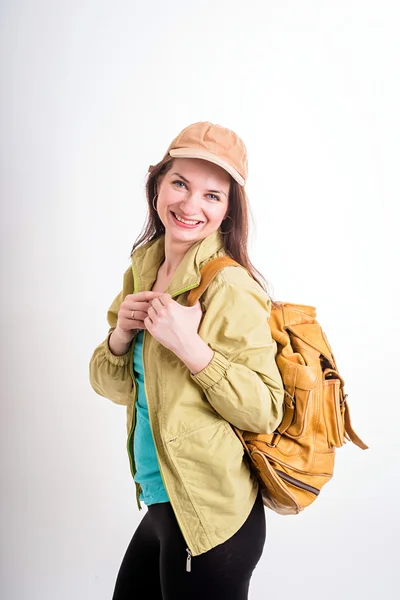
[{"xmin": 89, "ymin": 229, "xmax": 284, "ymax": 556}]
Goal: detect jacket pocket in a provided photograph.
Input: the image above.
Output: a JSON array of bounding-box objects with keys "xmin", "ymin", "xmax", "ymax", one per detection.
[
  {"xmin": 223, "ymin": 421, "xmax": 245, "ymax": 458},
  {"xmin": 166, "ymin": 419, "xmax": 248, "ymax": 522}
]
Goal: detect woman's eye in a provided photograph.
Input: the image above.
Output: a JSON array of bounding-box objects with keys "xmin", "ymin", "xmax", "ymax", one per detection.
[{"xmin": 172, "ymin": 180, "xmax": 219, "ymax": 201}]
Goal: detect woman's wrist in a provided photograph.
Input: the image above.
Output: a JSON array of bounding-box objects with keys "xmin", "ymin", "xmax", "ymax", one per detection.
[
  {"xmin": 108, "ymin": 326, "xmax": 136, "ymax": 356},
  {"xmin": 176, "ymin": 335, "xmax": 214, "ymax": 375}
]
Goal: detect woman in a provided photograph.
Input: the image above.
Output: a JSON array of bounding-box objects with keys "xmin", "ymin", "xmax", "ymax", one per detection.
[{"xmin": 89, "ymin": 121, "xmax": 285, "ymax": 599}]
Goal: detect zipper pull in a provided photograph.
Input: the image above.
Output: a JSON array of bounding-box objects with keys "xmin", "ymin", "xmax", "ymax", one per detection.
[{"xmin": 186, "ymin": 547, "xmax": 192, "ymax": 572}]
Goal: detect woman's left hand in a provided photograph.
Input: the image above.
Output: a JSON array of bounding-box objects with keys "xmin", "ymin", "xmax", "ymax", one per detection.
[{"xmin": 144, "ymin": 294, "xmax": 203, "ymax": 356}]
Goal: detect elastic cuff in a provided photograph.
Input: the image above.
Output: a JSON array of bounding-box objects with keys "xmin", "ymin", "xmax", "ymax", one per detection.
[
  {"xmin": 103, "ymin": 330, "xmax": 132, "ymax": 367},
  {"xmin": 190, "ymin": 350, "xmax": 230, "ymax": 390}
]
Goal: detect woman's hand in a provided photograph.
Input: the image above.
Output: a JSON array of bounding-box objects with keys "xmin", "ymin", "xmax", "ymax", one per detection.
[
  {"xmin": 116, "ymin": 291, "xmax": 165, "ymax": 339},
  {"xmin": 144, "ymin": 294, "xmax": 203, "ymax": 356}
]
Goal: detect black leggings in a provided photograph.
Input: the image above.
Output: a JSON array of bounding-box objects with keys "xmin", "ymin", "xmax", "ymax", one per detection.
[{"xmin": 111, "ymin": 489, "xmax": 266, "ymax": 600}]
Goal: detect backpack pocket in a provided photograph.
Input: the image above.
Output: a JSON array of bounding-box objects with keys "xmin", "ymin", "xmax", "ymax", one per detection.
[{"xmin": 323, "ymin": 376, "xmax": 345, "ymax": 448}]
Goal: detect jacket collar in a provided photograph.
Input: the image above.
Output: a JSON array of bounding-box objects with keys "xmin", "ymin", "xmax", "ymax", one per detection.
[{"xmin": 130, "ymin": 229, "xmax": 225, "ymax": 297}]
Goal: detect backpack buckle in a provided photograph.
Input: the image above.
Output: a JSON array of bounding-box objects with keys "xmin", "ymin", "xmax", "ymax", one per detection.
[{"xmin": 266, "ymin": 431, "xmax": 282, "ymax": 448}]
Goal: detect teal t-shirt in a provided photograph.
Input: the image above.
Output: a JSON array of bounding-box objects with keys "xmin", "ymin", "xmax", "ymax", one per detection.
[{"xmin": 132, "ymin": 330, "xmax": 169, "ymax": 505}]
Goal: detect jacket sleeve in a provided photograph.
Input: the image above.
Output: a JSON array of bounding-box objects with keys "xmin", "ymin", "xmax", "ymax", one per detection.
[
  {"xmin": 89, "ymin": 266, "xmax": 137, "ymax": 406},
  {"xmin": 190, "ymin": 266, "xmax": 285, "ymax": 433}
]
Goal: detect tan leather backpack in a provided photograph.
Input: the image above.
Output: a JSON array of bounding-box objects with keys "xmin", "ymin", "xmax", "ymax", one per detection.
[{"xmin": 187, "ymin": 256, "xmax": 368, "ymax": 515}]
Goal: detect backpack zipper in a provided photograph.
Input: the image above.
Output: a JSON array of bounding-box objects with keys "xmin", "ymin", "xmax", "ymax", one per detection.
[{"xmin": 274, "ymin": 469, "xmax": 320, "ymax": 496}]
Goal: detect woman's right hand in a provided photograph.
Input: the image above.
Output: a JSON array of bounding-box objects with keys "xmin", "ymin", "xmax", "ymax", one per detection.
[
  {"xmin": 116, "ymin": 291, "xmax": 165, "ymax": 336},
  {"xmin": 109, "ymin": 291, "xmax": 165, "ymax": 356}
]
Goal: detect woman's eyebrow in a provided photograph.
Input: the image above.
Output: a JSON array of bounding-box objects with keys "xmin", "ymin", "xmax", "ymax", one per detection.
[
  {"xmin": 171, "ymin": 172, "xmax": 190, "ymax": 182},
  {"xmin": 171, "ymin": 172, "xmax": 227, "ymax": 197}
]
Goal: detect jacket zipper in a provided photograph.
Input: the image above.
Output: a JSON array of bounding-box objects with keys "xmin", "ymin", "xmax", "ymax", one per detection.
[
  {"xmin": 126, "ymin": 267, "xmax": 199, "ymax": 567},
  {"xmin": 274, "ymin": 468, "xmax": 320, "ymax": 496},
  {"xmin": 143, "ymin": 282, "xmax": 199, "ymax": 571},
  {"xmin": 142, "ymin": 321, "xmax": 196, "ymax": 572},
  {"xmin": 125, "ymin": 262, "xmax": 143, "ymax": 511},
  {"xmin": 126, "ymin": 349, "xmax": 141, "ymax": 510},
  {"xmin": 186, "ymin": 547, "xmax": 192, "ymax": 572}
]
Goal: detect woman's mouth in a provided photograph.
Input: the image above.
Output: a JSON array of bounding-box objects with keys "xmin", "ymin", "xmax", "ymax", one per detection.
[{"xmin": 170, "ymin": 211, "xmax": 203, "ymax": 229}]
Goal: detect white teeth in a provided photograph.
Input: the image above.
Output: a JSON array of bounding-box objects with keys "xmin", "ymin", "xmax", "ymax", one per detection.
[{"xmin": 173, "ymin": 212, "xmax": 201, "ymax": 226}]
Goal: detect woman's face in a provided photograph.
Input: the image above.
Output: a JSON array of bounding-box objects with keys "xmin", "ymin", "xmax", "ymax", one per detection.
[{"xmin": 156, "ymin": 158, "xmax": 231, "ymax": 245}]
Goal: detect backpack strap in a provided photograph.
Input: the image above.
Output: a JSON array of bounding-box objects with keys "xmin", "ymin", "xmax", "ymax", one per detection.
[
  {"xmin": 276, "ymin": 364, "xmax": 297, "ymax": 435},
  {"xmin": 343, "ymin": 400, "xmax": 369, "ymax": 449},
  {"xmin": 187, "ymin": 256, "xmax": 242, "ymax": 306}
]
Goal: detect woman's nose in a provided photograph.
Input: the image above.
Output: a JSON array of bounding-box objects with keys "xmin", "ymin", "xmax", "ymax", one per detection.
[{"xmin": 179, "ymin": 193, "xmax": 202, "ymax": 215}]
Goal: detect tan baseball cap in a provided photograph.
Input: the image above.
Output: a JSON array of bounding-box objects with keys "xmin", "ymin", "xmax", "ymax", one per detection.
[{"xmin": 151, "ymin": 121, "xmax": 248, "ymax": 186}]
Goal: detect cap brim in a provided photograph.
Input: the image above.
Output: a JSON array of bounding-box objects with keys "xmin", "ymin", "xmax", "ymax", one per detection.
[{"xmin": 169, "ymin": 148, "xmax": 245, "ymax": 186}]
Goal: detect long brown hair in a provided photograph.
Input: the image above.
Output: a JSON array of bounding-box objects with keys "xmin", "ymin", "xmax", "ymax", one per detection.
[{"xmin": 130, "ymin": 158, "xmax": 276, "ymax": 302}]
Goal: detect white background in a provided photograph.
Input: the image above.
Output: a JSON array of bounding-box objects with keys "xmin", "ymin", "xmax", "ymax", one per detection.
[{"xmin": 1, "ymin": 1, "xmax": 399, "ymax": 598}]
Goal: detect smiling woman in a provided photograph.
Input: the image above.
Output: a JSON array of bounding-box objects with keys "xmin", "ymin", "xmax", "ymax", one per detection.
[
  {"xmin": 89, "ymin": 121, "xmax": 285, "ymax": 599},
  {"xmin": 134, "ymin": 122, "xmax": 269, "ymax": 290},
  {"xmin": 154, "ymin": 158, "xmax": 231, "ymax": 253},
  {"xmin": 169, "ymin": 172, "xmax": 224, "ymax": 225}
]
